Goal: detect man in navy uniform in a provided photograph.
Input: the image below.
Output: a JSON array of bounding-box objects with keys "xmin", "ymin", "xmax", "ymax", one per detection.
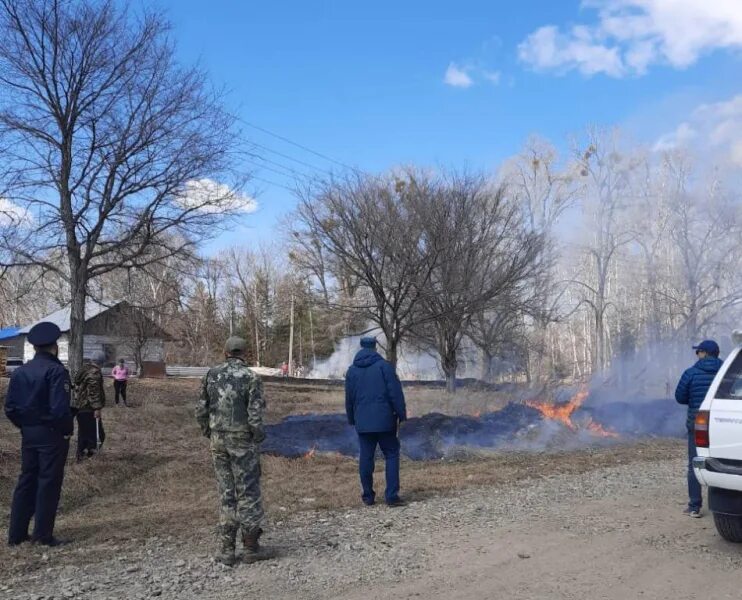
[
  {"xmin": 5, "ymin": 322, "xmax": 73, "ymax": 546},
  {"xmin": 345, "ymin": 337, "xmax": 407, "ymax": 507}
]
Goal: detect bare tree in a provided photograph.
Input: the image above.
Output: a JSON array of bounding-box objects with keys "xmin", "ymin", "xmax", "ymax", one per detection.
[
  {"xmin": 569, "ymin": 130, "xmax": 638, "ymax": 372},
  {"xmin": 412, "ymin": 173, "xmax": 545, "ymax": 392},
  {"xmin": 660, "ymin": 154, "xmax": 742, "ymax": 340},
  {"xmin": 468, "ymin": 302, "xmax": 525, "ymax": 382},
  {"xmin": 293, "ymin": 171, "xmax": 441, "ymax": 367},
  {"xmin": 501, "ymin": 137, "xmax": 578, "ymax": 382},
  {"xmin": 0, "ymin": 0, "xmax": 247, "ymax": 374}
]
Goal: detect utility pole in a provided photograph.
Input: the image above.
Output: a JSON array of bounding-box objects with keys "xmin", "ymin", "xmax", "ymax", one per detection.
[
  {"xmin": 309, "ymin": 305, "xmax": 316, "ymax": 371},
  {"xmin": 288, "ymin": 294, "xmax": 295, "ymax": 377},
  {"xmin": 298, "ymin": 323, "xmax": 303, "ymax": 368},
  {"xmin": 253, "ymin": 287, "xmax": 260, "ymax": 367}
]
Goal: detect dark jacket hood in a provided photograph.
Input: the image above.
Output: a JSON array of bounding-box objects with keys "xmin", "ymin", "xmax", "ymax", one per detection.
[
  {"xmin": 353, "ymin": 348, "xmax": 383, "ymax": 368},
  {"xmin": 695, "ymin": 357, "xmax": 723, "ymax": 374}
]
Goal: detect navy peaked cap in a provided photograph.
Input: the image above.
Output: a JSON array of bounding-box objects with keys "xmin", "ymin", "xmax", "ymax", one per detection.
[{"xmin": 27, "ymin": 322, "xmax": 62, "ymax": 346}]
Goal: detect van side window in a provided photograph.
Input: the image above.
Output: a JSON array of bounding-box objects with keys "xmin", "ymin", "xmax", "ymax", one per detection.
[{"xmin": 716, "ymin": 353, "xmax": 742, "ymax": 400}]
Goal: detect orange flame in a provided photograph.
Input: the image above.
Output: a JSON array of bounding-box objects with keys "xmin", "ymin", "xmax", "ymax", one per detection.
[
  {"xmin": 586, "ymin": 418, "xmax": 619, "ymax": 438},
  {"xmin": 525, "ymin": 385, "xmax": 589, "ymax": 431},
  {"xmin": 472, "ymin": 410, "xmax": 482, "ymax": 418},
  {"xmin": 303, "ymin": 446, "xmax": 317, "ymax": 459},
  {"xmin": 525, "ymin": 385, "xmax": 620, "ymax": 438}
]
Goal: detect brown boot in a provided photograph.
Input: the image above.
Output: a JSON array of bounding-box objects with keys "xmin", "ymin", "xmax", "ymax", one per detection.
[
  {"xmin": 241, "ymin": 528, "xmax": 275, "ymax": 563},
  {"xmin": 215, "ymin": 525, "xmax": 237, "ymax": 566}
]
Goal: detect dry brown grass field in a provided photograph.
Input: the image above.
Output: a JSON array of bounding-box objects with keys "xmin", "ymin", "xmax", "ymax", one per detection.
[{"xmin": 0, "ymin": 377, "xmax": 681, "ymax": 577}]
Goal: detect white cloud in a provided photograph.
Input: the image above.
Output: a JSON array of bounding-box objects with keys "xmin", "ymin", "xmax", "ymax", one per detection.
[
  {"xmin": 0, "ymin": 198, "xmax": 33, "ymax": 227},
  {"xmin": 177, "ymin": 179, "xmax": 258, "ymax": 215},
  {"xmin": 654, "ymin": 95, "xmax": 742, "ymax": 167},
  {"xmin": 444, "ymin": 62, "xmax": 474, "ymax": 88},
  {"xmin": 518, "ymin": 24, "xmax": 624, "ymax": 76},
  {"xmin": 443, "ymin": 63, "xmax": 502, "ymax": 88},
  {"xmin": 518, "ymin": 0, "xmax": 742, "ymax": 77}
]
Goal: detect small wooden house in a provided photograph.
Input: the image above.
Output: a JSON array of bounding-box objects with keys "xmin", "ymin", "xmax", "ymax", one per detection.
[{"xmin": 18, "ymin": 300, "xmax": 170, "ymax": 377}]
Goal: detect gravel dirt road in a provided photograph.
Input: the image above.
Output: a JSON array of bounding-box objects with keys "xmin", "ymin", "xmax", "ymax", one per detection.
[{"xmin": 4, "ymin": 451, "xmax": 742, "ymax": 600}]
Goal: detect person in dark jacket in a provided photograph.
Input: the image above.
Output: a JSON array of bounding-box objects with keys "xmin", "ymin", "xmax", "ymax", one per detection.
[
  {"xmin": 675, "ymin": 339, "xmax": 724, "ymax": 518},
  {"xmin": 345, "ymin": 337, "xmax": 407, "ymax": 507},
  {"xmin": 5, "ymin": 322, "xmax": 73, "ymax": 546}
]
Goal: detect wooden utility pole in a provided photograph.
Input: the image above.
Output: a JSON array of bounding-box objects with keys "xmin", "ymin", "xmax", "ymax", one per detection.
[
  {"xmin": 288, "ymin": 294, "xmax": 295, "ymax": 376},
  {"xmin": 253, "ymin": 287, "xmax": 261, "ymax": 367},
  {"xmin": 298, "ymin": 323, "xmax": 303, "ymax": 367},
  {"xmin": 309, "ymin": 306, "xmax": 316, "ymax": 371}
]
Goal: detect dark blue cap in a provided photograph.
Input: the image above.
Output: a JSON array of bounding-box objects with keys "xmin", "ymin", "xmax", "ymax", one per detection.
[
  {"xmin": 27, "ymin": 322, "xmax": 62, "ymax": 346},
  {"xmin": 693, "ymin": 340, "xmax": 720, "ymax": 355},
  {"xmin": 360, "ymin": 336, "xmax": 377, "ymax": 348}
]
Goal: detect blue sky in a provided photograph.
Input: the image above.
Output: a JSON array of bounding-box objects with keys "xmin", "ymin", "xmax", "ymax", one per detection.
[{"xmin": 153, "ymin": 0, "xmax": 742, "ymax": 253}]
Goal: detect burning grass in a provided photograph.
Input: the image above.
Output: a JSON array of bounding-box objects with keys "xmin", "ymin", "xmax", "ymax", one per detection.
[{"xmin": 0, "ymin": 377, "xmax": 682, "ymax": 577}]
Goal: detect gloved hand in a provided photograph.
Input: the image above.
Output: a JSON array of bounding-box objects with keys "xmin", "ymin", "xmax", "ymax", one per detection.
[{"xmin": 251, "ymin": 427, "xmax": 266, "ymax": 444}]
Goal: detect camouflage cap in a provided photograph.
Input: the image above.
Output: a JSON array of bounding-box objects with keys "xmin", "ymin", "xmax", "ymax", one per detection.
[
  {"xmin": 225, "ymin": 336, "xmax": 248, "ymax": 353},
  {"xmin": 89, "ymin": 352, "xmax": 106, "ymax": 365}
]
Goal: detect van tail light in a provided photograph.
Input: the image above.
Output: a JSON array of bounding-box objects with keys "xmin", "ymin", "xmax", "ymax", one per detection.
[{"xmin": 695, "ymin": 410, "xmax": 710, "ymax": 448}]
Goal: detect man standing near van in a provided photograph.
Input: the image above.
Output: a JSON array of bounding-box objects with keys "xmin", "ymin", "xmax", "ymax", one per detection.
[
  {"xmin": 676, "ymin": 339, "xmax": 723, "ymax": 518},
  {"xmin": 345, "ymin": 337, "xmax": 407, "ymax": 507}
]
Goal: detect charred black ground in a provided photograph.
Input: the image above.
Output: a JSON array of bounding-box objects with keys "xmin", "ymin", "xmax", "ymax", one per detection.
[{"xmin": 262, "ymin": 397, "xmax": 684, "ymax": 460}]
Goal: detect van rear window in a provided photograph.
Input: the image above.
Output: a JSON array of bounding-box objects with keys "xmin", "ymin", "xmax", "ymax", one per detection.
[{"xmin": 716, "ymin": 353, "xmax": 742, "ymax": 400}]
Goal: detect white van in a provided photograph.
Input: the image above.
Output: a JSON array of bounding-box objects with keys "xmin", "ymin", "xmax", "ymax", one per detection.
[{"xmin": 693, "ymin": 330, "xmax": 742, "ymax": 542}]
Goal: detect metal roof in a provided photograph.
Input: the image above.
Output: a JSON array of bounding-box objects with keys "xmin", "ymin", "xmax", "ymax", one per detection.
[
  {"xmin": 18, "ymin": 300, "xmax": 123, "ymax": 334},
  {"xmin": 0, "ymin": 327, "xmax": 21, "ymax": 340}
]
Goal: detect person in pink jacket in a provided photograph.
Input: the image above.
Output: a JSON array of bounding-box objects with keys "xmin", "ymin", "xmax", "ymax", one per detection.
[{"xmin": 111, "ymin": 358, "xmax": 130, "ymax": 406}]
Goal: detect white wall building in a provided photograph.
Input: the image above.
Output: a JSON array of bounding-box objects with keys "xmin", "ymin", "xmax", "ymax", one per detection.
[{"xmin": 18, "ymin": 300, "xmax": 169, "ymax": 376}]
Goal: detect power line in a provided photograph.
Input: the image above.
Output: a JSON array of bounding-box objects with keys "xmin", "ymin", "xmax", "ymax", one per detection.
[
  {"xmin": 238, "ymin": 117, "xmax": 363, "ymax": 174},
  {"xmin": 249, "ymin": 175, "xmax": 298, "ymax": 194},
  {"xmin": 247, "ymin": 139, "xmax": 337, "ymax": 177},
  {"xmin": 245, "ymin": 154, "xmax": 318, "ymax": 183},
  {"xmin": 245, "ymin": 158, "xmax": 311, "ymax": 184}
]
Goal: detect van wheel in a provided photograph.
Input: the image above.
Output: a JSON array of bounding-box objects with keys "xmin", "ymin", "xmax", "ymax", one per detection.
[{"xmin": 713, "ymin": 513, "xmax": 742, "ymax": 543}]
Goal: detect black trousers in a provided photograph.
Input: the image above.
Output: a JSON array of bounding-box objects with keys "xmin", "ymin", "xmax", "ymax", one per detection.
[
  {"xmin": 76, "ymin": 411, "xmax": 104, "ymax": 458},
  {"xmin": 8, "ymin": 425, "xmax": 69, "ymax": 544},
  {"xmin": 114, "ymin": 380, "xmax": 127, "ymax": 405}
]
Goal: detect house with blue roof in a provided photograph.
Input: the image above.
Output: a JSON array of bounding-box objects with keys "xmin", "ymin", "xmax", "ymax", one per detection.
[{"xmin": 0, "ymin": 326, "xmax": 24, "ymax": 358}]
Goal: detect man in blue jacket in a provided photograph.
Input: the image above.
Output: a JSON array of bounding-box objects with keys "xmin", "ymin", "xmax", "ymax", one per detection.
[
  {"xmin": 345, "ymin": 337, "xmax": 407, "ymax": 507},
  {"xmin": 675, "ymin": 339, "xmax": 723, "ymax": 518},
  {"xmin": 5, "ymin": 322, "xmax": 73, "ymax": 546}
]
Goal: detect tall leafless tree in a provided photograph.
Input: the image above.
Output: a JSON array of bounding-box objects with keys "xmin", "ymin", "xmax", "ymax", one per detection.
[
  {"xmin": 293, "ymin": 171, "xmax": 442, "ymax": 367},
  {"xmin": 501, "ymin": 138, "xmax": 578, "ymax": 382},
  {"xmin": 569, "ymin": 130, "xmax": 637, "ymax": 372},
  {"xmin": 412, "ymin": 173, "xmax": 545, "ymax": 392},
  {"xmin": 0, "ymin": 0, "xmax": 247, "ymax": 374}
]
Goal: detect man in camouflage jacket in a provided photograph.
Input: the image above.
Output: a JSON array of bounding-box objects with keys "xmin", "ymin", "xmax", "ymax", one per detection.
[
  {"xmin": 72, "ymin": 354, "xmax": 106, "ymax": 461},
  {"xmin": 195, "ymin": 336, "xmax": 273, "ymax": 566}
]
